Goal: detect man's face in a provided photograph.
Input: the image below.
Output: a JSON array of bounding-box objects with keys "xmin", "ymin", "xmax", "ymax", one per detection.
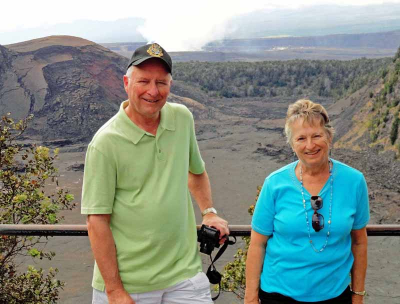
[{"xmin": 123, "ymin": 59, "xmax": 172, "ymax": 120}]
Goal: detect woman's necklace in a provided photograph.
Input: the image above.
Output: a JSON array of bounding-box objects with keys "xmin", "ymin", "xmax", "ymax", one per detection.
[{"xmin": 300, "ymin": 159, "xmax": 333, "ymax": 253}]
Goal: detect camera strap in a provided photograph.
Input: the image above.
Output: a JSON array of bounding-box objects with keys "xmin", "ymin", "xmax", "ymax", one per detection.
[{"xmin": 206, "ymin": 235, "xmax": 236, "ymax": 301}]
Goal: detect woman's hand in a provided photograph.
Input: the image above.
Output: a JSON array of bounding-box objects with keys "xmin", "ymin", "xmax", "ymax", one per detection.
[
  {"xmin": 351, "ymin": 294, "xmax": 364, "ymax": 304},
  {"xmin": 244, "ymin": 295, "xmax": 260, "ymax": 304},
  {"xmin": 244, "ymin": 299, "xmax": 260, "ymax": 304}
]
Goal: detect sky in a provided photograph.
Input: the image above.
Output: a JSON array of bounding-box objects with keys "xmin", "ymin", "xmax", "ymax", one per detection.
[{"xmin": 1, "ymin": 0, "xmax": 400, "ymax": 50}]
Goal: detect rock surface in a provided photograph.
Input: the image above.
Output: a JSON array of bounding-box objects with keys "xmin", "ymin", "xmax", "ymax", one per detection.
[{"xmin": 1, "ymin": 36, "xmax": 127, "ymax": 142}]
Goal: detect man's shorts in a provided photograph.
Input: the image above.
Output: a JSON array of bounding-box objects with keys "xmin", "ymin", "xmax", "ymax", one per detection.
[{"xmin": 92, "ymin": 272, "xmax": 213, "ymax": 304}]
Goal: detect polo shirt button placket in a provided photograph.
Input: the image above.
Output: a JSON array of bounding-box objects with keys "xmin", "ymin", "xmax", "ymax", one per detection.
[{"xmin": 156, "ymin": 143, "xmax": 166, "ymax": 161}]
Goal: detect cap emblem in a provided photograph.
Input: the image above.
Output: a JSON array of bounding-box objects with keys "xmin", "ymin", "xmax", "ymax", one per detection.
[{"xmin": 147, "ymin": 43, "xmax": 163, "ymax": 58}]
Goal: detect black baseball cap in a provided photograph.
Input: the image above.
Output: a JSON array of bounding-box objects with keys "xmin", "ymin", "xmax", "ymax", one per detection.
[{"xmin": 126, "ymin": 43, "xmax": 172, "ymax": 73}]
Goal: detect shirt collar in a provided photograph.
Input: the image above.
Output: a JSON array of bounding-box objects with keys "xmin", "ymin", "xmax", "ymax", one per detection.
[
  {"xmin": 117, "ymin": 101, "xmax": 175, "ymax": 145},
  {"xmin": 159, "ymin": 102, "xmax": 175, "ymax": 132}
]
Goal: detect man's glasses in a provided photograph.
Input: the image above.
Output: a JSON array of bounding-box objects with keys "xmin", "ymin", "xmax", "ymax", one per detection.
[{"xmin": 310, "ymin": 196, "xmax": 324, "ymax": 232}]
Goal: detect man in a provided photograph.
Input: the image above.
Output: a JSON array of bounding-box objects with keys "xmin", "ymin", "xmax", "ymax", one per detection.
[{"xmin": 81, "ymin": 43, "xmax": 229, "ymax": 304}]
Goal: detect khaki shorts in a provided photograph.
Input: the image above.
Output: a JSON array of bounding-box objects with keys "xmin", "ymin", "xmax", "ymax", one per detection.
[{"xmin": 92, "ymin": 272, "xmax": 213, "ymax": 304}]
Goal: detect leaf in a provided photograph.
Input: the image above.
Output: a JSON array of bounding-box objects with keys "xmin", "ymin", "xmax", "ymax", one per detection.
[
  {"xmin": 21, "ymin": 215, "xmax": 32, "ymax": 224},
  {"xmin": 47, "ymin": 214, "xmax": 57, "ymax": 224},
  {"xmin": 65, "ymin": 194, "xmax": 74, "ymax": 202},
  {"xmin": 28, "ymin": 248, "xmax": 41, "ymax": 258}
]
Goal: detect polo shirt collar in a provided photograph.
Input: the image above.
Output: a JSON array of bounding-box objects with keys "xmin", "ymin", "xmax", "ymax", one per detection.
[
  {"xmin": 117, "ymin": 101, "xmax": 175, "ymax": 145},
  {"xmin": 159, "ymin": 102, "xmax": 175, "ymax": 132}
]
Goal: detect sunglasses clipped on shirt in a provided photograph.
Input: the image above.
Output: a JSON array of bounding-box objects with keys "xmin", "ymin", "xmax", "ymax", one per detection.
[{"xmin": 310, "ymin": 196, "xmax": 324, "ymax": 232}]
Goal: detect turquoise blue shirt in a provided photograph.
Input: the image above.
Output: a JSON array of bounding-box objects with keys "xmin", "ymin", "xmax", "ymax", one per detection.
[{"xmin": 252, "ymin": 159, "xmax": 370, "ymax": 302}]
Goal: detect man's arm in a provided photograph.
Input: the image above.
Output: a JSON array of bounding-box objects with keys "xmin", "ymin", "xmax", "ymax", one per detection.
[
  {"xmin": 87, "ymin": 214, "xmax": 135, "ymax": 304},
  {"xmin": 188, "ymin": 170, "xmax": 229, "ymax": 239},
  {"xmin": 350, "ymin": 227, "xmax": 368, "ymax": 304}
]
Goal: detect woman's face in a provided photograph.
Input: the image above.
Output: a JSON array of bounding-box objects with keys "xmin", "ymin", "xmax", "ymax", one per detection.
[{"xmin": 291, "ymin": 118, "xmax": 331, "ymax": 169}]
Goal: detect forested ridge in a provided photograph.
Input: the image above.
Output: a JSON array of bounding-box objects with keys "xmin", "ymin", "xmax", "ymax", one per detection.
[
  {"xmin": 174, "ymin": 58, "xmax": 391, "ymax": 99},
  {"xmin": 367, "ymin": 48, "xmax": 400, "ymax": 154}
]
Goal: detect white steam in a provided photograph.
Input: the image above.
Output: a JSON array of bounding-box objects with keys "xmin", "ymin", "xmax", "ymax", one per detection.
[
  {"xmin": 134, "ymin": 0, "xmax": 399, "ymax": 51},
  {"xmin": 136, "ymin": 1, "xmax": 275, "ymax": 51}
]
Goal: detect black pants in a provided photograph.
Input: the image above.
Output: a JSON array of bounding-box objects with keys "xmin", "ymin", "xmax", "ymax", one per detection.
[{"xmin": 259, "ymin": 286, "xmax": 352, "ymax": 304}]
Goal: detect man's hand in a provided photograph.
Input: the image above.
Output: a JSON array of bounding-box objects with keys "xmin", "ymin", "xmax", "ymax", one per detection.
[
  {"xmin": 107, "ymin": 288, "xmax": 135, "ymax": 304},
  {"xmin": 202, "ymin": 213, "xmax": 229, "ymax": 244}
]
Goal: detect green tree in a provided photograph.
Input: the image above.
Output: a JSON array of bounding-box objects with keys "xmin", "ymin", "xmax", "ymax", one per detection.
[
  {"xmin": 390, "ymin": 114, "xmax": 400, "ymax": 145},
  {"xmin": 0, "ymin": 114, "xmax": 75, "ymax": 304},
  {"xmin": 174, "ymin": 58, "xmax": 391, "ymax": 100},
  {"xmin": 393, "ymin": 46, "xmax": 400, "ymax": 63}
]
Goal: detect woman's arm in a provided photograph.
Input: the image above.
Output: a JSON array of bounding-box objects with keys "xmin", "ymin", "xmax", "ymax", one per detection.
[
  {"xmin": 244, "ymin": 230, "xmax": 270, "ymax": 304},
  {"xmin": 350, "ymin": 227, "xmax": 368, "ymax": 304}
]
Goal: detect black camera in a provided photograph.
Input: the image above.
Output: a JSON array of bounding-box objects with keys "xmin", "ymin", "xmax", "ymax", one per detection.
[{"xmin": 197, "ymin": 224, "xmax": 220, "ymax": 255}]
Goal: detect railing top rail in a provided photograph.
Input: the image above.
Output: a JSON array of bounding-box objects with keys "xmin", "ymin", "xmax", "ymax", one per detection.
[{"xmin": 1, "ymin": 224, "xmax": 400, "ymax": 236}]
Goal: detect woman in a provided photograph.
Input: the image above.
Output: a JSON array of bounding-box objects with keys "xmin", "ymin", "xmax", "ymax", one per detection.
[{"xmin": 245, "ymin": 99, "xmax": 369, "ymax": 304}]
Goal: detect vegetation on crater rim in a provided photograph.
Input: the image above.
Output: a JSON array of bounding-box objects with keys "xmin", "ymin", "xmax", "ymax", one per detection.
[{"xmin": 0, "ymin": 114, "xmax": 75, "ymax": 304}]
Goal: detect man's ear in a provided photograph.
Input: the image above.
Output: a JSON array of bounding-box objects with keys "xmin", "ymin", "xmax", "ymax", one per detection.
[{"xmin": 123, "ymin": 75, "xmax": 129, "ymax": 91}]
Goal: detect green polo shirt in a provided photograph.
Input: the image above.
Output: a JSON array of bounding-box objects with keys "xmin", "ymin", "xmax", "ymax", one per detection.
[{"xmin": 81, "ymin": 101, "xmax": 205, "ymax": 293}]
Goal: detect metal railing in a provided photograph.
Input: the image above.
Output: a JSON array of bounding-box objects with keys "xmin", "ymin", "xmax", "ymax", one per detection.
[{"xmin": 1, "ymin": 224, "xmax": 400, "ymax": 237}]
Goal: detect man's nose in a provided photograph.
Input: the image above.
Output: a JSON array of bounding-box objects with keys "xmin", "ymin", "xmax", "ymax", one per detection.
[{"xmin": 147, "ymin": 82, "xmax": 159, "ymax": 96}]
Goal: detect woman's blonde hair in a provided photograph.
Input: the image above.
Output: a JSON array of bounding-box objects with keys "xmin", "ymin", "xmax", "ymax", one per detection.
[{"xmin": 284, "ymin": 99, "xmax": 334, "ymax": 146}]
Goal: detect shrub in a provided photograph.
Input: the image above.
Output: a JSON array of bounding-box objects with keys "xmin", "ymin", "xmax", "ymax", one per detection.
[
  {"xmin": 390, "ymin": 114, "xmax": 400, "ymax": 145},
  {"xmin": 0, "ymin": 114, "xmax": 75, "ymax": 304},
  {"xmin": 219, "ymin": 186, "xmax": 261, "ymax": 299},
  {"xmin": 370, "ymin": 130, "xmax": 379, "ymax": 142},
  {"xmin": 391, "ymin": 98, "xmax": 400, "ymax": 108}
]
